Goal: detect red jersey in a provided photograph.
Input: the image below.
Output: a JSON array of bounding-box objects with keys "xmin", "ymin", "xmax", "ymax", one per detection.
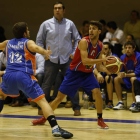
[{"xmin": 70, "ymin": 36, "xmax": 103, "ymax": 73}]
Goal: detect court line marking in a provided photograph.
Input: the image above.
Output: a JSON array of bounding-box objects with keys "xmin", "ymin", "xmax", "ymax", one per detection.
[{"xmin": 0, "ymin": 127, "xmax": 140, "ymax": 132}]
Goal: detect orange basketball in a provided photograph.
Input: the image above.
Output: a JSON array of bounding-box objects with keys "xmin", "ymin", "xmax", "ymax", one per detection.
[{"xmin": 106, "ymin": 56, "xmax": 123, "ymax": 74}]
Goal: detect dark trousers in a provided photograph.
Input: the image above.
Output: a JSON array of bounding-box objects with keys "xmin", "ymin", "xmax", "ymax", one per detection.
[{"xmin": 42, "ymin": 59, "xmax": 80, "ymax": 110}]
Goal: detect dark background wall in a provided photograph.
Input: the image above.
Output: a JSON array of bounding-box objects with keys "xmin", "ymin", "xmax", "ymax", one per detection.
[{"xmin": 0, "ymin": 0, "xmax": 140, "ymax": 41}]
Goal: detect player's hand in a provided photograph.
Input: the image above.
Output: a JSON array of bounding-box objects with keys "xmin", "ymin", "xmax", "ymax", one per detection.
[
  {"xmin": 97, "ymin": 73, "xmax": 104, "ymax": 83},
  {"xmin": 69, "ymin": 54, "xmax": 74, "ymax": 59},
  {"xmin": 117, "ymin": 72, "xmax": 125, "ymax": 78},
  {"xmin": 106, "ymin": 70, "xmax": 112, "ymax": 75},
  {"xmin": 105, "ymin": 56, "xmax": 115, "ymax": 62},
  {"xmin": 44, "ymin": 46, "xmax": 52, "ymax": 60}
]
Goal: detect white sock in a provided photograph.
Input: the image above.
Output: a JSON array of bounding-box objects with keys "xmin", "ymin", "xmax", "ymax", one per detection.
[
  {"xmin": 135, "ymin": 96, "xmax": 140, "ymax": 103},
  {"xmin": 52, "ymin": 125, "xmax": 59, "ymax": 130}
]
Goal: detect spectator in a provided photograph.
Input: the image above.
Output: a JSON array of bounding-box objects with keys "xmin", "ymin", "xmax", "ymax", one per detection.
[
  {"xmin": 36, "ymin": 2, "xmax": 81, "ymax": 115},
  {"xmin": 99, "ymin": 19, "xmax": 107, "ymax": 41},
  {"xmin": 103, "ymin": 21, "xmax": 125, "ymax": 57},
  {"xmin": 79, "ymin": 20, "xmax": 89, "ymax": 38},
  {"xmin": 124, "ymin": 10, "xmax": 140, "ymax": 49},
  {"xmin": 122, "ymin": 34, "xmax": 139, "ymax": 54},
  {"xmin": 113, "ymin": 41, "xmax": 140, "ymax": 111}
]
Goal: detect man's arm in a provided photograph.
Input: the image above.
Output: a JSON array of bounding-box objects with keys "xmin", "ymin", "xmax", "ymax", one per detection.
[
  {"xmin": 0, "ymin": 40, "xmax": 8, "ymax": 51},
  {"xmin": 71, "ymin": 22, "xmax": 81, "ymax": 56},
  {"xmin": 36, "ymin": 22, "xmax": 46, "ymax": 48},
  {"xmin": 27, "ymin": 40, "xmax": 52, "ymax": 60},
  {"xmin": 94, "ymin": 68, "xmax": 104, "ymax": 83},
  {"xmin": 79, "ymin": 39, "xmax": 107, "ymax": 65}
]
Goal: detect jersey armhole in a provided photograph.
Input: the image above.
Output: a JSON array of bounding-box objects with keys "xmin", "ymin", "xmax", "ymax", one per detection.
[{"xmin": 24, "ymin": 40, "xmax": 36, "ymax": 55}]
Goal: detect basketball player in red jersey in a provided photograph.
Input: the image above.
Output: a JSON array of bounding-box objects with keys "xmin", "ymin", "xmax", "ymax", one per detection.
[{"xmin": 32, "ymin": 21, "xmax": 113, "ymax": 129}]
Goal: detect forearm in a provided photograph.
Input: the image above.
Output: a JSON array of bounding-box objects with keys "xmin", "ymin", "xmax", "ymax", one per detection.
[
  {"xmin": 125, "ymin": 73, "xmax": 135, "ymax": 77},
  {"xmin": 82, "ymin": 58, "xmax": 105, "ymax": 65},
  {"xmin": 96, "ymin": 64, "xmax": 108, "ymax": 73}
]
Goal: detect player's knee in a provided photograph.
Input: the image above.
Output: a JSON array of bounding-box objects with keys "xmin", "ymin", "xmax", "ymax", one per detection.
[
  {"xmin": 0, "ymin": 99, "xmax": 4, "ymax": 112},
  {"xmin": 130, "ymin": 77, "xmax": 136, "ymax": 84},
  {"xmin": 114, "ymin": 76, "xmax": 120, "ymax": 83},
  {"xmin": 94, "ymin": 90, "xmax": 101, "ymax": 99},
  {"xmin": 105, "ymin": 76, "xmax": 109, "ymax": 82}
]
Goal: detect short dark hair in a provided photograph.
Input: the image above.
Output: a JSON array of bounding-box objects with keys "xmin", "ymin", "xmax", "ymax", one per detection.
[
  {"xmin": 131, "ymin": 10, "xmax": 139, "ymax": 17},
  {"xmin": 127, "ymin": 34, "xmax": 134, "ymax": 40},
  {"xmin": 103, "ymin": 42, "xmax": 113, "ymax": 51},
  {"xmin": 107, "ymin": 21, "xmax": 117, "ymax": 30},
  {"xmin": 12, "ymin": 22, "xmax": 27, "ymax": 39},
  {"xmin": 89, "ymin": 21, "xmax": 102, "ymax": 30},
  {"xmin": 124, "ymin": 41, "xmax": 136, "ymax": 49},
  {"xmin": 99, "ymin": 19, "xmax": 106, "ymax": 26},
  {"xmin": 82, "ymin": 20, "xmax": 89, "ymax": 26},
  {"xmin": 53, "ymin": 1, "xmax": 65, "ymax": 9}
]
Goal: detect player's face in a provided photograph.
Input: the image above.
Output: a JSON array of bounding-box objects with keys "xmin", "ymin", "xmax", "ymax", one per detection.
[
  {"xmin": 103, "ymin": 44, "xmax": 110, "ymax": 56},
  {"xmin": 126, "ymin": 35, "xmax": 133, "ymax": 42},
  {"xmin": 54, "ymin": 4, "xmax": 65, "ymax": 20},
  {"xmin": 125, "ymin": 45, "xmax": 135, "ymax": 57},
  {"xmin": 89, "ymin": 25, "xmax": 101, "ymax": 40}
]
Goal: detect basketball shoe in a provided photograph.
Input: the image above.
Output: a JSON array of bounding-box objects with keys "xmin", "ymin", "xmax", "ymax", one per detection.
[
  {"xmin": 31, "ymin": 116, "xmax": 46, "ymax": 125},
  {"xmin": 131, "ymin": 102, "xmax": 140, "ymax": 113},
  {"xmin": 52, "ymin": 126, "xmax": 73, "ymax": 138},
  {"xmin": 105, "ymin": 102, "xmax": 113, "ymax": 110},
  {"xmin": 98, "ymin": 118, "xmax": 109, "ymax": 129},
  {"xmin": 113, "ymin": 102, "xmax": 124, "ymax": 110},
  {"xmin": 129, "ymin": 102, "xmax": 136, "ymax": 111}
]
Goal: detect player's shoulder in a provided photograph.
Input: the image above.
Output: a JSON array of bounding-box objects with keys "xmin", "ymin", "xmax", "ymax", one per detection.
[
  {"xmin": 97, "ymin": 40, "xmax": 103, "ymax": 48},
  {"xmin": 135, "ymin": 51, "xmax": 140, "ymax": 58},
  {"xmin": 120, "ymin": 54, "xmax": 126, "ymax": 60}
]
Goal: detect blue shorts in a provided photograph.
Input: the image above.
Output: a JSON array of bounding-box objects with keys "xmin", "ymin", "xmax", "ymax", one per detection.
[
  {"xmin": 122, "ymin": 77, "xmax": 132, "ymax": 89},
  {"xmin": 59, "ymin": 68, "xmax": 100, "ymax": 97},
  {"xmin": 0, "ymin": 71, "xmax": 45, "ymax": 102}
]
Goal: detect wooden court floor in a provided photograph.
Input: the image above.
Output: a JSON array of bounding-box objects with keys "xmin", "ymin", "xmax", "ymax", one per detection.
[{"xmin": 0, "ymin": 92, "xmax": 140, "ymax": 140}]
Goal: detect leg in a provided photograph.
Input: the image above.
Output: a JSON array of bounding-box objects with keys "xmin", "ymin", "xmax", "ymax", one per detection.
[
  {"xmin": 51, "ymin": 71, "xmax": 64, "ymax": 101},
  {"xmin": 130, "ymin": 77, "xmax": 137, "ymax": 102},
  {"xmin": 36, "ymin": 97, "xmax": 73, "ymax": 138},
  {"xmin": 42, "ymin": 60, "xmax": 59, "ymax": 102},
  {"xmin": 50, "ymin": 91, "xmax": 66, "ymax": 111},
  {"xmin": 91, "ymin": 88, "xmax": 109, "ymax": 129},
  {"xmin": 35, "ymin": 73, "xmax": 44, "ymax": 87},
  {"xmin": 105, "ymin": 75, "xmax": 114, "ymax": 101},
  {"xmin": 114, "ymin": 76, "xmax": 125, "ymax": 101},
  {"xmin": 69, "ymin": 91, "xmax": 81, "ymax": 116},
  {"xmin": 91, "ymin": 88, "xmax": 102, "ymax": 113},
  {"xmin": 113, "ymin": 76, "xmax": 125, "ymax": 110}
]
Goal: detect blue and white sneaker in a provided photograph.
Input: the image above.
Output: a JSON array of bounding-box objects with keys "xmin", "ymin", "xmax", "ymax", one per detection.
[
  {"xmin": 113, "ymin": 102, "xmax": 124, "ymax": 110},
  {"xmin": 52, "ymin": 126, "xmax": 73, "ymax": 139},
  {"xmin": 129, "ymin": 102, "xmax": 136, "ymax": 111}
]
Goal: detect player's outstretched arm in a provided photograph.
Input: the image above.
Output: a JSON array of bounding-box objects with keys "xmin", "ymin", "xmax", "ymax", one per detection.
[
  {"xmin": 0, "ymin": 40, "xmax": 8, "ymax": 51},
  {"xmin": 79, "ymin": 39, "xmax": 107, "ymax": 65},
  {"xmin": 27, "ymin": 40, "xmax": 52, "ymax": 59}
]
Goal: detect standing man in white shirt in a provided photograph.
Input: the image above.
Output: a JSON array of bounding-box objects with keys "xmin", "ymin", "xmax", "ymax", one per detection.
[{"xmin": 103, "ymin": 21, "xmax": 125, "ymax": 57}]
